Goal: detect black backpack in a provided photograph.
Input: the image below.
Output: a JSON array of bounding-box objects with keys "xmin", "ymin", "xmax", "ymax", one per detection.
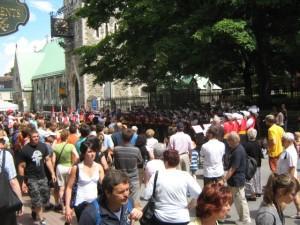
[{"xmin": 245, "ymin": 155, "xmax": 257, "ymax": 180}]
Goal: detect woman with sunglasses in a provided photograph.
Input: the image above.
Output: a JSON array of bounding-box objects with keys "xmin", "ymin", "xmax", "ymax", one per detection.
[{"xmin": 256, "ymin": 173, "xmax": 300, "ymax": 225}]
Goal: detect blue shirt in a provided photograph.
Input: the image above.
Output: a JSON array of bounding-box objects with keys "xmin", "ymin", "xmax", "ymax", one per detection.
[
  {"xmin": 76, "ymin": 137, "xmax": 87, "ymax": 154},
  {"xmin": 190, "ymin": 150, "xmax": 199, "ymax": 171}
]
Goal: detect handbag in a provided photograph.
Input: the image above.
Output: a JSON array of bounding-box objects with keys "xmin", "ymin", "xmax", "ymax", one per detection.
[
  {"xmin": 0, "ymin": 150, "xmax": 23, "ymax": 213},
  {"xmin": 70, "ymin": 164, "xmax": 79, "ymax": 208},
  {"xmin": 140, "ymin": 171, "xmax": 158, "ymax": 225}
]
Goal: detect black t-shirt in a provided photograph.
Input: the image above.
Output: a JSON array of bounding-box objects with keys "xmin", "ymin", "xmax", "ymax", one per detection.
[
  {"xmin": 228, "ymin": 144, "xmax": 246, "ymax": 187},
  {"xmin": 20, "ymin": 142, "xmax": 49, "ymax": 179},
  {"xmin": 242, "ymin": 141, "xmax": 263, "ymax": 167}
]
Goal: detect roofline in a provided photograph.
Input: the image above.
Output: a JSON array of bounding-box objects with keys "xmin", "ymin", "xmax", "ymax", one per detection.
[
  {"xmin": 0, "ymin": 88, "xmax": 14, "ymax": 92},
  {"xmin": 32, "ymin": 70, "xmax": 65, "ymax": 80}
]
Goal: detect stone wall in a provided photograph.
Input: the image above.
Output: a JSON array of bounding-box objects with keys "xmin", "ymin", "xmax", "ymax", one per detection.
[{"xmin": 64, "ymin": 0, "xmax": 148, "ymax": 110}]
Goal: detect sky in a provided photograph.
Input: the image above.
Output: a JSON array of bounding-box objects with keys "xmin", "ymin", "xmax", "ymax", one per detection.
[{"xmin": 0, "ymin": 0, "xmax": 62, "ymax": 76}]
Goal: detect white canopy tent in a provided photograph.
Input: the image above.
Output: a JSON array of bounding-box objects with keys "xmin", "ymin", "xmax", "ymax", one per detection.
[{"xmin": 0, "ymin": 101, "xmax": 19, "ymax": 111}]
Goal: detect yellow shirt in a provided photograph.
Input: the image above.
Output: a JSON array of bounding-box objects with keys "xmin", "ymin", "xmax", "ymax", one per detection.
[{"xmin": 268, "ymin": 124, "xmax": 284, "ymax": 157}]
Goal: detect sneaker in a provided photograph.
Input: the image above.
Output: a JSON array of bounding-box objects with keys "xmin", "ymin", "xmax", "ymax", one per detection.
[
  {"xmin": 291, "ymin": 214, "xmax": 300, "ymax": 219},
  {"xmin": 40, "ymin": 219, "xmax": 47, "ymax": 225}
]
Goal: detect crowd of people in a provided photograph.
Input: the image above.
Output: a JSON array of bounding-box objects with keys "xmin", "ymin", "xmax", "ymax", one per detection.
[{"xmin": 0, "ymin": 103, "xmax": 299, "ymax": 225}]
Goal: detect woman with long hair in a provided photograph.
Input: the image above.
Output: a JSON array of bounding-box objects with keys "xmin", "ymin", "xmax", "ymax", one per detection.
[
  {"xmin": 189, "ymin": 183, "xmax": 233, "ymax": 225},
  {"xmin": 53, "ymin": 129, "xmax": 79, "ymax": 212},
  {"xmin": 64, "ymin": 137, "xmax": 104, "ymax": 223},
  {"xmin": 256, "ymin": 173, "xmax": 300, "ymax": 225}
]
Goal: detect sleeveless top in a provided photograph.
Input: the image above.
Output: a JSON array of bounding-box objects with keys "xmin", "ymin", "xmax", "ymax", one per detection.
[{"xmin": 75, "ymin": 162, "xmax": 100, "ymax": 206}]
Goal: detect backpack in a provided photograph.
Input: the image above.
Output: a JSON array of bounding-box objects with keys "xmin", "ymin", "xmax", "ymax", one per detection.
[
  {"xmin": 92, "ymin": 198, "xmax": 133, "ymax": 225},
  {"xmin": 245, "ymin": 155, "xmax": 257, "ymax": 180}
]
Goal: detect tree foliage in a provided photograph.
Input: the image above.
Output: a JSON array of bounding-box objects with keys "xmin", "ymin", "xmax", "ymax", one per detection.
[{"xmin": 77, "ymin": 0, "xmax": 300, "ymax": 102}]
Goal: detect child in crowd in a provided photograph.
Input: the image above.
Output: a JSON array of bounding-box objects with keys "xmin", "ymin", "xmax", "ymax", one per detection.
[{"xmin": 190, "ymin": 141, "xmax": 199, "ymax": 179}]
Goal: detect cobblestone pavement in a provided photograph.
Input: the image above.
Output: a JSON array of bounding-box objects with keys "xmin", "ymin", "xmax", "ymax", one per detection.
[{"xmin": 18, "ymin": 158, "xmax": 300, "ymax": 225}]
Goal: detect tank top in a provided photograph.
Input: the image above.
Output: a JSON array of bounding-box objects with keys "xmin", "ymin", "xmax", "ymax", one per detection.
[{"xmin": 75, "ymin": 162, "xmax": 100, "ymax": 206}]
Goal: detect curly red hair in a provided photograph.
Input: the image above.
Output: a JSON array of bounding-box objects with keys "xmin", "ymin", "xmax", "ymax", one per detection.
[{"xmin": 196, "ymin": 183, "xmax": 233, "ymax": 218}]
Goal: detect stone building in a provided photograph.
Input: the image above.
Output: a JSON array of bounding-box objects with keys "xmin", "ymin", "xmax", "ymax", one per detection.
[
  {"xmin": 58, "ymin": 0, "xmax": 147, "ymax": 111},
  {"xmin": 31, "ymin": 40, "xmax": 66, "ymax": 111},
  {"xmin": 0, "ymin": 75, "xmax": 13, "ymax": 102}
]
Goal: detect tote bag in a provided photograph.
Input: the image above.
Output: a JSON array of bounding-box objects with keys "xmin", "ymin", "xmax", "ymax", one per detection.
[{"xmin": 0, "ymin": 150, "xmax": 23, "ymax": 213}]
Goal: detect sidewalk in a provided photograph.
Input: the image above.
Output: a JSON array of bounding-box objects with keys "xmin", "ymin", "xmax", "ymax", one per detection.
[{"xmin": 18, "ymin": 196, "xmax": 77, "ymax": 225}]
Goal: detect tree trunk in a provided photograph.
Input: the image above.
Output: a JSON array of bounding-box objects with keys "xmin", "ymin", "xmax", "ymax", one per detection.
[
  {"xmin": 251, "ymin": 5, "xmax": 272, "ymax": 106},
  {"xmin": 256, "ymin": 47, "xmax": 271, "ymax": 106}
]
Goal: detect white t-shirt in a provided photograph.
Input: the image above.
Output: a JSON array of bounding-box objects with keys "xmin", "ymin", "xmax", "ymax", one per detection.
[
  {"xmin": 144, "ymin": 159, "xmax": 165, "ymax": 182},
  {"xmin": 200, "ymin": 139, "xmax": 225, "ymax": 178},
  {"xmin": 277, "ymin": 145, "xmax": 298, "ymax": 178},
  {"xmin": 146, "ymin": 137, "xmax": 159, "ymax": 154},
  {"xmin": 143, "ymin": 169, "xmax": 201, "ymax": 223},
  {"xmin": 0, "ymin": 150, "xmax": 17, "ymax": 180}
]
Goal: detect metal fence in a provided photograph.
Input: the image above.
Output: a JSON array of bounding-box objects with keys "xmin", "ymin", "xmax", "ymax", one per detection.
[{"xmin": 98, "ymin": 97, "xmax": 149, "ymax": 111}]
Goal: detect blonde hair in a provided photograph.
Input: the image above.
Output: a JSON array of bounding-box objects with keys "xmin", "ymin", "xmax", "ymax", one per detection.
[{"xmin": 146, "ymin": 129, "xmax": 155, "ymax": 138}]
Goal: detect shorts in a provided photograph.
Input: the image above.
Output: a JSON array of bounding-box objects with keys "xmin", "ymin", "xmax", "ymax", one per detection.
[
  {"xmin": 56, "ymin": 164, "xmax": 71, "ymax": 187},
  {"xmin": 27, "ymin": 177, "xmax": 50, "ymax": 208}
]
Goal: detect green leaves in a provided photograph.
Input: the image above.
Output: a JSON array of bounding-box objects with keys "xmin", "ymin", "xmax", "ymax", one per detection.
[
  {"xmin": 212, "ymin": 19, "xmax": 256, "ymax": 52},
  {"xmin": 76, "ymin": 0, "xmax": 300, "ymax": 102}
]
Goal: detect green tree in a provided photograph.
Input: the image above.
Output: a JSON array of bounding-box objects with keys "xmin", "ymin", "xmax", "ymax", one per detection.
[{"xmin": 77, "ymin": 0, "xmax": 300, "ymax": 104}]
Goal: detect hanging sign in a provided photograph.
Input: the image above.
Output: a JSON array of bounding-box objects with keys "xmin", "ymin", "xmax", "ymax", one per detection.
[{"xmin": 0, "ymin": 0, "xmax": 29, "ymax": 36}]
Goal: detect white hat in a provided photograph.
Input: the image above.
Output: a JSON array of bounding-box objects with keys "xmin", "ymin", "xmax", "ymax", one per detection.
[
  {"xmin": 44, "ymin": 131, "xmax": 57, "ymax": 138},
  {"xmin": 248, "ymin": 105, "xmax": 259, "ymax": 114},
  {"xmin": 224, "ymin": 113, "xmax": 233, "ymax": 119},
  {"xmin": 241, "ymin": 111, "xmax": 250, "ymax": 117},
  {"xmin": 232, "ymin": 113, "xmax": 243, "ymax": 120}
]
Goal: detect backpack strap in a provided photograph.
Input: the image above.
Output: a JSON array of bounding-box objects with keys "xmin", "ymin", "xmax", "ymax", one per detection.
[
  {"xmin": 1, "ymin": 150, "xmax": 6, "ymax": 173},
  {"xmin": 127, "ymin": 198, "xmax": 133, "ymax": 213},
  {"xmin": 92, "ymin": 199, "xmax": 101, "ymax": 225}
]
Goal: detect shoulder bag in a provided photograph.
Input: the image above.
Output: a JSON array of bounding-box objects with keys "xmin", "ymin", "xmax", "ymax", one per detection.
[
  {"xmin": 140, "ymin": 171, "xmax": 158, "ymax": 225},
  {"xmin": 0, "ymin": 150, "xmax": 23, "ymax": 213},
  {"xmin": 70, "ymin": 164, "xmax": 79, "ymax": 208}
]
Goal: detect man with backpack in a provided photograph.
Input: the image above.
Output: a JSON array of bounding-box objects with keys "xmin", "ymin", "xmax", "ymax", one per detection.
[
  {"xmin": 223, "ymin": 131, "xmax": 251, "ymax": 225},
  {"xmin": 79, "ymin": 170, "xmax": 143, "ymax": 225}
]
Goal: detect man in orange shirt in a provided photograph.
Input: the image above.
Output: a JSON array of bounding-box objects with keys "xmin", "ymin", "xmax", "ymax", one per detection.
[
  {"xmin": 265, "ymin": 114, "xmax": 284, "ymax": 172},
  {"xmin": 67, "ymin": 123, "xmax": 79, "ymax": 145}
]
